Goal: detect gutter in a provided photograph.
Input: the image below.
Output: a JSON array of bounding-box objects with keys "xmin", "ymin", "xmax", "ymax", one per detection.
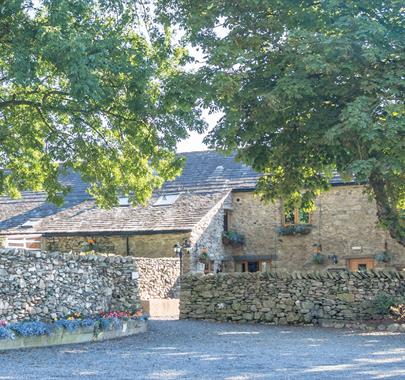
[
  {"xmin": 40, "ymin": 229, "xmax": 192, "ymax": 238},
  {"xmin": 232, "ymin": 181, "xmax": 361, "ymax": 193}
]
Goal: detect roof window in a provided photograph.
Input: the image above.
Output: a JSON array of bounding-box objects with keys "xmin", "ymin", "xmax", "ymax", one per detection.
[
  {"xmin": 153, "ymin": 193, "xmax": 180, "ymax": 206},
  {"xmin": 20, "ymin": 219, "xmax": 40, "ymax": 229},
  {"xmin": 118, "ymin": 196, "xmax": 130, "ymax": 206}
]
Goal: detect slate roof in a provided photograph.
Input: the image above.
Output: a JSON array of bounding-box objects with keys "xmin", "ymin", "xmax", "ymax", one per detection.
[{"xmin": 0, "ymin": 150, "xmax": 350, "ymax": 236}]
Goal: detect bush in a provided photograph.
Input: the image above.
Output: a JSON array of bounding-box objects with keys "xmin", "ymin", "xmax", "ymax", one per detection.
[{"xmin": 368, "ymin": 293, "xmax": 405, "ymax": 316}]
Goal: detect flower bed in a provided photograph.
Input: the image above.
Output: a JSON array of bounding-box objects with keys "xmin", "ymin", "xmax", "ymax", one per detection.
[{"xmin": 0, "ymin": 310, "xmax": 148, "ymax": 351}]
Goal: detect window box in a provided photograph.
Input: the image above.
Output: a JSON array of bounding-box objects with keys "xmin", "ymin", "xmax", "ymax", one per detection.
[
  {"xmin": 276, "ymin": 224, "xmax": 312, "ymax": 236},
  {"xmin": 312, "ymin": 253, "xmax": 326, "ymax": 265},
  {"xmin": 222, "ymin": 231, "xmax": 245, "ymax": 247}
]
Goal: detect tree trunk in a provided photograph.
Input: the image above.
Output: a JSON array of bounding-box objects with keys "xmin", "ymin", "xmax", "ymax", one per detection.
[{"xmin": 369, "ymin": 173, "xmax": 405, "ymax": 247}]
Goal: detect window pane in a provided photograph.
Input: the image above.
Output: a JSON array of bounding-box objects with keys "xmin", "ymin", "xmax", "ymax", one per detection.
[
  {"xmin": 223, "ymin": 211, "xmax": 229, "ymax": 232},
  {"xmin": 235, "ymin": 262, "xmax": 243, "ymax": 272},
  {"xmin": 247, "ymin": 261, "xmax": 259, "ymax": 272},
  {"xmin": 298, "ymin": 210, "xmax": 310, "ymax": 224},
  {"xmin": 261, "ymin": 261, "xmax": 271, "ymax": 272},
  {"xmin": 284, "ymin": 209, "xmax": 295, "ymax": 224},
  {"xmin": 358, "ymin": 264, "xmax": 367, "ymax": 272}
]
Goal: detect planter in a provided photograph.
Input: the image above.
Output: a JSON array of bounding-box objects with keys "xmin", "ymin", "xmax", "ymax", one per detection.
[
  {"xmin": 312, "ymin": 253, "xmax": 326, "ymax": 265},
  {"xmin": 277, "ymin": 224, "xmax": 312, "ymax": 236},
  {"xmin": 0, "ymin": 320, "xmax": 147, "ymax": 351},
  {"xmin": 222, "ymin": 231, "xmax": 245, "ymax": 247}
]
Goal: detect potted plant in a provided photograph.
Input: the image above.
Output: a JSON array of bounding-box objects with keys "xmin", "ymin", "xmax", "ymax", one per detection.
[
  {"xmin": 222, "ymin": 231, "xmax": 245, "ymax": 247},
  {"xmin": 277, "ymin": 224, "xmax": 312, "ymax": 236},
  {"xmin": 198, "ymin": 251, "xmax": 209, "ymax": 263},
  {"xmin": 81, "ymin": 238, "xmax": 97, "ymax": 253},
  {"xmin": 374, "ymin": 251, "xmax": 392, "ymax": 263},
  {"xmin": 312, "ymin": 253, "xmax": 326, "ymax": 265}
]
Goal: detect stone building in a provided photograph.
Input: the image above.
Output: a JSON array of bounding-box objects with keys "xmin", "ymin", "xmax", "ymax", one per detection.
[{"xmin": 0, "ymin": 151, "xmax": 404, "ymax": 272}]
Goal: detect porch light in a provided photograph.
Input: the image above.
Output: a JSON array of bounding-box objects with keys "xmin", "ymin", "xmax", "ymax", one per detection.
[
  {"xmin": 173, "ymin": 239, "xmax": 192, "ymax": 275},
  {"xmin": 173, "ymin": 242, "xmax": 181, "ymax": 255},
  {"xmin": 329, "ymin": 254, "xmax": 338, "ymax": 265}
]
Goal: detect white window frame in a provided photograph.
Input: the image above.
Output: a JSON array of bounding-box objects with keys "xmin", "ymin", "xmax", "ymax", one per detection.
[{"xmin": 5, "ymin": 235, "xmax": 42, "ymax": 250}]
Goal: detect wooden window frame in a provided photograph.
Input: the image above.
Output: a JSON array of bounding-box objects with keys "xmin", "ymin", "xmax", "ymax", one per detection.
[
  {"xmin": 204, "ymin": 260, "xmax": 215, "ymax": 274},
  {"xmin": 347, "ymin": 258, "xmax": 375, "ymax": 272},
  {"xmin": 239, "ymin": 260, "xmax": 272, "ymax": 273},
  {"xmin": 284, "ymin": 208, "xmax": 311, "ymax": 226},
  {"xmin": 223, "ymin": 210, "xmax": 229, "ymax": 232}
]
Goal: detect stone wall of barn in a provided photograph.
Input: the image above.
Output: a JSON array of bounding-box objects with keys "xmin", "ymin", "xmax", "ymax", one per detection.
[
  {"xmin": 180, "ymin": 271, "xmax": 405, "ymax": 328},
  {"xmin": 134, "ymin": 257, "xmax": 180, "ymax": 299},
  {"xmin": 189, "ymin": 193, "xmax": 231, "ymax": 272},
  {"xmin": 43, "ymin": 232, "xmax": 190, "ymax": 258},
  {"xmin": 227, "ymin": 185, "xmax": 405, "ymax": 272}
]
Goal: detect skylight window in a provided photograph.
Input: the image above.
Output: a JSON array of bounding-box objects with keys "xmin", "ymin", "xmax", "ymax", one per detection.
[
  {"xmin": 153, "ymin": 193, "xmax": 180, "ymax": 206},
  {"xmin": 118, "ymin": 196, "xmax": 130, "ymax": 206},
  {"xmin": 20, "ymin": 219, "xmax": 40, "ymax": 228}
]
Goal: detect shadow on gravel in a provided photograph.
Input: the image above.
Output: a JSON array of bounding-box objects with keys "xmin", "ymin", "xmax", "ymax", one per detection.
[{"xmin": 0, "ymin": 319, "xmax": 404, "ymax": 380}]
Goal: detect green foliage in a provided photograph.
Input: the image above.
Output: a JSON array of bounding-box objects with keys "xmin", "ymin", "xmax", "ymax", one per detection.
[
  {"xmin": 159, "ymin": 0, "xmax": 405, "ymax": 245},
  {"xmin": 277, "ymin": 224, "xmax": 312, "ymax": 236},
  {"xmin": 312, "ymin": 253, "xmax": 326, "ymax": 265},
  {"xmin": 0, "ymin": 0, "xmax": 203, "ymax": 206},
  {"xmin": 367, "ymin": 293, "xmax": 405, "ymax": 316},
  {"xmin": 374, "ymin": 250, "xmax": 393, "ymax": 263},
  {"xmin": 222, "ymin": 230, "xmax": 245, "ymax": 247}
]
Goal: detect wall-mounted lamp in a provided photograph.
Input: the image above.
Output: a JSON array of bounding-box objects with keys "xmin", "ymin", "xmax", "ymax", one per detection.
[
  {"xmin": 173, "ymin": 239, "xmax": 192, "ymax": 275},
  {"xmin": 328, "ymin": 254, "xmax": 338, "ymax": 265}
]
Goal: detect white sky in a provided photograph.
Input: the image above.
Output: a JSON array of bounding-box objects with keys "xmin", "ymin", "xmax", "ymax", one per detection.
[
  {"xmin": 175, "ymin": 24, "xmax": 229, "ymax": 153},
  {"xmin": 176, "ymin": 109, "xmax": 222, "ymax": 152}
]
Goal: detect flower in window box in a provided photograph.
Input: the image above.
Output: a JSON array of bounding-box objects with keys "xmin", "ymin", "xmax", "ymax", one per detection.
[
  {"xmin": 312, "ymin": 253, "xmax": 326, "ymax": 265},
  {"xmin": 81, "ymin": 238, "xmax": 97, "ymax": 253},
  {"xmin": 276, "ymin": 224, "xmax": 312, "ymax": 236},
  {"xmin": 198, "ymin": 251, "xmax": 209, "ymax": 262},
  {"xmin": 222, "ymin": 231, "xmax": 245, "ymax": 247},
  {"xmin": 374, "ymin": 251, "xmax": 392, "ymax": 263}
]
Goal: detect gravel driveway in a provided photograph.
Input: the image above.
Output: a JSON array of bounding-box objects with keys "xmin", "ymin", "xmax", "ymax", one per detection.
[{"xmin": 0, "ymin": 320, "xmax": 404, "ymax": 379}]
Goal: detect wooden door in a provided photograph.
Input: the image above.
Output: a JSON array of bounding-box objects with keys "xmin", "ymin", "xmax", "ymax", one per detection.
[{"xmin": 347, "ymin": 258, "xmax": 375, "ymax": 272}]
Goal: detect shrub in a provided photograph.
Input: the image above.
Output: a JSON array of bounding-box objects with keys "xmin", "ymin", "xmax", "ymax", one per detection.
[{"xmin": 367, "ymin": 293, "xmax": 405, "ymax": 316}]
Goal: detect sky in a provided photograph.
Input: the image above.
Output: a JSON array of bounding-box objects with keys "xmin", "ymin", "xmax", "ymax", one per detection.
[{"xmin": 176, "ymin": 109, "xmax": 222, "ymax": 152}]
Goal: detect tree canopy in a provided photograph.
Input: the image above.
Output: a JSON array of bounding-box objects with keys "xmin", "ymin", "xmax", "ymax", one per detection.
[
  {"xmin": 159, "ymin": 0, "xmax": 405, "ymax": 245},
  {"xmin": 0, "ymin": 0, "xmax": 203, "ymax": 207}
]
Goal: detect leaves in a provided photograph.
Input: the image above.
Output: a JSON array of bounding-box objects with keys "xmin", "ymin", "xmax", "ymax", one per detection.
[
  {"xmin": 0, "ymin": 0, "xmax": 202, "ymax": 206},
  {"xmin": 159, "ymin": 0, "xmax": 405, "ymax": 244}
]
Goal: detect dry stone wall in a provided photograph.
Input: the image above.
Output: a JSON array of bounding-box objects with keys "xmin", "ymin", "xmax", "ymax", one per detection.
[
  {"xmin": 134, "ymin": 257, "xmax": 180, "ymax": 299},
  {"xmin": 0, "ymin": 248, "xmax": 140, "ymax": 322},
  {"xmin": 180, "ymin": 271, "xmax": 405, "ymax": 325}
]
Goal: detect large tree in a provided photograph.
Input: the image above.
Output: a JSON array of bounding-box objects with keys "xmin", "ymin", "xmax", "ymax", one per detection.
[
  {"xmin": 0, "ymin": 0, "xmax": 203, "ymax": 206},
  {"xmin": 159, "ymin": 0, "xmax": 405, "ymax": 245}
]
